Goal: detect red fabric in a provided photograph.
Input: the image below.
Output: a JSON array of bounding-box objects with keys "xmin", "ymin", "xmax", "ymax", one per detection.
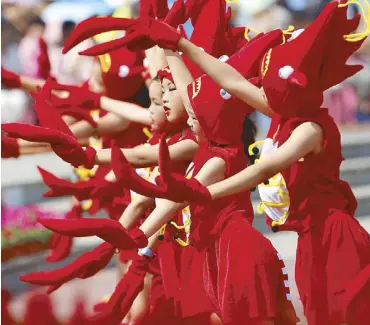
[
  {"xmin": 20, "ymin": 242, "xmax": 115, "ymax": 291},
  {"xmin": 344, "ymin": 264, "xmax": 370, "ymax": 325},
  {"xmin": 45, "ymin": 205, "xmax": 83, "ymax": 263},
  {"xmin": 188, "ymin": 142, "xmax": 253, "ymax": 249},
  {"xmin": 38, "ymin": 38, "xmax": 51, "ymax": 79},
  {"xmin": 100, "ymin": 47, "xmax": 146, "ymax": 101},
  {"xmin": 78, "ymin": 18, "xmax": 181, "ymax": 56},
  {"xmin": 38, "ymin": 218, "xmax": 148, "ymax": 250},
  {"xmin": 295, "ymin": 211, "xmax": 370, "ymax": 325},
  {"xmin": 1, "ymin": 134, "xmax": 19, "ymax": 158},
  {"xmin": 1, "ymin": 66, "xmax": 21, "ymax": 89},
  {"xmin": 2, "ymin": 289, "xmax": 16, "ymax": 325},
  {"xmin": 261, "ymin": 1, "xmax": 364, "ymax": 118},
  {"xmin": 59, "ymin": 107, "xmax": 98, "ymax": 128},
  {"xmin": 265, "ymin": 110, "xmax": 358, "ymax": 233},
  {"xmin": 88, "ymin": 255, "xmax": 151, "ymax": 324},
  {"xmin": 204, "ymin": 215, "xmax": 298, "ymax": 325},
  {"xmin": 22, "ymin": 294, "xmax": 59, "ymax": 325},
  {"xmin": 179, "ymin": 246, "xmax": 213, "ymax": 318},
  {"xmin": 187, "ymin": 30, "xmax": 282, "ymax": 144},
  {"xmin": 50, "ymin": 81, "xmax": 101, "ymax": 109}
]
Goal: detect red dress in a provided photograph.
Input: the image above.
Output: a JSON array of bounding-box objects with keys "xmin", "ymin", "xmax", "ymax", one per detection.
[
  {"xmin": 259, "ymin": 109, "xmax": 370, "ymax": 325},
  {"xmin": 188, "ymin": 142, "xmax": 298, "ymax": 325}
]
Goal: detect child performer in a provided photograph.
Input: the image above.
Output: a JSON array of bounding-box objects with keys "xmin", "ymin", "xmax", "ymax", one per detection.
[
  {"xmin": 38, "ymin": 26, "xmax": 300, "ymax": 325},
  {"xmin": 89, "ymin": 1, "xmax": 370, "ymax": 324}
]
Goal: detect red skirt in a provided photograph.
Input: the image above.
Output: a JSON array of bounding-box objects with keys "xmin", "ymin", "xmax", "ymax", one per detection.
[
  {"xmin": 295, "ymin": 210, "xmax": 370, "ymax": 325},
  {"xmin": 204, "ymin": 213, "xmax": 298, "ymax": 325},
  {"xmin": 343, "ymin": 264, "xmax": 370, "ymax": 325},
  {"xmin": 179, "ymin": 245, "xmax": 214, "ymax": 318}
]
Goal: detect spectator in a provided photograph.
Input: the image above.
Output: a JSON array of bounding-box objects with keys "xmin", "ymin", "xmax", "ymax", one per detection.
[
  {"xmin": 49, "ymin": 20, "xmax": 95, "ymax": 85},
  {"xmin": 18, "ymin": 15, "xmax": 46, "ymax": 78}
]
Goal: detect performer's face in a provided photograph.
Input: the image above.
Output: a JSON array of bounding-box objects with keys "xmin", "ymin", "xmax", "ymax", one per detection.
[
  {"xmin": 148, "ymin": 80, "xmax": 166, "ymax": 132},
  {"xmin": 161, "ymin": 78, "xmax": 187, "ymax": 124},
  {"xmin": 186, "ymin": 107, "xmax": 206, "ymax": 143}
]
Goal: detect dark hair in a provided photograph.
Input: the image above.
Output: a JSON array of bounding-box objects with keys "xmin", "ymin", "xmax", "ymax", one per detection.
[
  {"xmin": 28, "ymin": 16, "xmax": 45, "ymax": 28},
  {"xmin": 241, "ymin": 115, "xmax": 257, "ymax": 164},
  {"xmin": 62, "ymin": 20, "xmax": 76, "ymax": 37}
]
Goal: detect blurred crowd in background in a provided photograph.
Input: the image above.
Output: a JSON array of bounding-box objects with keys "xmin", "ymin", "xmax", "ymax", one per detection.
[{"xmin": 2, "ymin": 0, "xmax": 370, "ymax": 129}]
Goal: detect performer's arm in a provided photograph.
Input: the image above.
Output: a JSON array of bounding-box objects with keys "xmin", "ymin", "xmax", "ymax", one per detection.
[
  {"xmin": 95, "ymin": 139, "xmax": 198, "ymax": 168},
  {"xmin": 69, "ymin": 112, "xmax": 130, "ymax": 139},
  {"xmin": 163, "ymin": 49, "xmax": 194, "ymax": 115},
  {"xmin": 100, "ymin": 97, "xmax": 151, "ymax": 126},
  {"xmin": 208, "ymin": 122, "xmax": 323, "ymax": 200},
  {"xmin": 177, "ymin": 38, "xmax": 272, "ymax": 117}
]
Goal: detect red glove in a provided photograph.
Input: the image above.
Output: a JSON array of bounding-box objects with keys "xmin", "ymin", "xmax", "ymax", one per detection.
[
  {"xmin": 2, "ymin": 123, "xmax": 96, "ymax": 169},
  {"xmin": 59, "ymin": 107, "xmax": 98, "ymax": 128},
  {"xmin": 164, "ymin": 0, "xmax": 186, "ymax": 28},
  {"xmin": 38, "ymin": 217, "xmax": 148, "ymax": 250},
  {"xmin": 154, "ymin": 136, "xmax": 212, "ymax": 203},
  {"xmin": 45, "ymin": 205, "xmax": 83, "ymax": 263},
  {"xmin": 152, "ymin": 0, "xmax": 169, "ymax": 20},
  {"xmin": 50, "ymin": 81, "xmax": 101, "ymax": 110},
  {"xmin": 88, "ymin": 255, "xmax": 151, "ymax": 324},
  {"xmin": 1, "ymin": 134, "xmax": 19, "ymax": 158},
  {"xmin": 38, "ymin": 38, "xmax": 51, "ymax": 79},
  {"xmin": 38, "ymin": 166, "xmax": 96, "ymax": 201},
  {"xmin": 76, "ymin": 18, "xmax": 181, "ymax": 56},
  {"xmin": 1, "ymin": 66, "xmax": 21, "ymax": 89},
  {"xmin": 110, "ymin": 137, "xmax": 211, "ymax": 203},
  {"xmin": 88, "ymin": 179, "xmax": 126, "ymax": 216},
  {"xmin": 20, "ymin": 242, "xmax": 115, "ymax": 292}
]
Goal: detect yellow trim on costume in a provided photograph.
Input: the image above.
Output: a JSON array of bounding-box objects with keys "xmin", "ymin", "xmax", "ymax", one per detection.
[
  {"xmin": 248, "ymin": 140, "xmax": 264, "ymax": 156},
  {"xmin": 282, "ymin": 25, "xmax": 296, "ymax": 44},
  {"xmin": 339, "ymin": 0, "xmax": 370, "ymax": 42},
  {"xmin": 143, "ymin": 127, "xmax": 153, "ymax": 139},
  {"xmin": 244, "ymin": 27, "xmax": 261, "ymax": 41},
  {"xmin": 260, "ymin": 49, "xmax": 272, "ymax": 79},
  {"xmin": 98, "ymin": 54, "xmax": 111, "ymax": 73}
]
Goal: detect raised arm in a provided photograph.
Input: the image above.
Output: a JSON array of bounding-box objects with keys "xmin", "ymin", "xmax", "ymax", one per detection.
[
  {"xmin": 177, "ymin": 38, "xmax": 272, "ymax": 116},
  {"xmin": 100, "ymin": 97, "xmax": 151, "ymax": 126},
  {"xmin": 163, "ymin": 49, "xmax": 194, "ymax": 114},
  {"xmin": 95, "ymin": 138, "xmax": 198, "ymax": 168},
  {"xmin": 208, "ymin": 122, "xmax": 323, "ymax": 200}
]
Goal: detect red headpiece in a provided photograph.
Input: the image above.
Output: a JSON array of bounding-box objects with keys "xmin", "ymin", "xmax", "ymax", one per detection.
[
  {"xmin": 98, "ymin": 46, "xmax": 146, "ymax": 100},
  {"xmin": 261, "ymin": 0, "xmax": 366, "ymax": 118},
  {"xmin": 188, "ymin": 30, "xmax": 284, "ymax": 144}
]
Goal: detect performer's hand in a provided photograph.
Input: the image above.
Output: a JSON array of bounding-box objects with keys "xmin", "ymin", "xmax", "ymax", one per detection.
[{"xmin": 1, "ymin": 66, "xmax": 22, "ymax": 89}]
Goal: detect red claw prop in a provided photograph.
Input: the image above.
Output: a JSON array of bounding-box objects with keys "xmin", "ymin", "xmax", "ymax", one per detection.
[
  {"xmin": 88, "ymin": 179, "xmax": 126, "ymax": 216},
  {"xmin": 50, "ymin": 81, "xmax": 101, "ymax": 110},
  {"xmin": 1, "ymin": 66, "xmax": 22, "ymax": 89},
  {"xmin": 88, "ymin": 255, "xmax": 150, "ymax": 325},
  {"xmin": 59, "ymin": 107, "xmax": 98, "ymax": 128},
  {"xmin": 38, "ymin": 166, "xmax": 96, "ymax": 201},
  {"xmin": 1, "ymin": 133, "xmax": 20, "ymax": 158},
  {"xmin": 38, "ymin": 218, "xmax": 148, "ymax": 250},
  {"xmin": 155, "ymin": 136, "xmax": 212, "ymax": 203},
  {"xmin": 20, "ymin": 242, "xmax": 115, "ymax": 291},
  {"xmin": 78, "ymin": 18, "xmax": 181, "ymax": 56},
  {"xmin": 152, "ymin": 0, "xmax": 169, "ymax": 20},
  {"xmin": 38, "ymin": 38, "xmax": 51, "ymax": 79},
  {"xmin": 45, "ymin": 205, "xmax": 83, "ymax": 263},
  {"xmin": 2, "ymin": 78, "xmax": 97, "ymax": 168},
  {"xmin": 63, "ymin": 17, "xmax": 136, "ymax": 54}
]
